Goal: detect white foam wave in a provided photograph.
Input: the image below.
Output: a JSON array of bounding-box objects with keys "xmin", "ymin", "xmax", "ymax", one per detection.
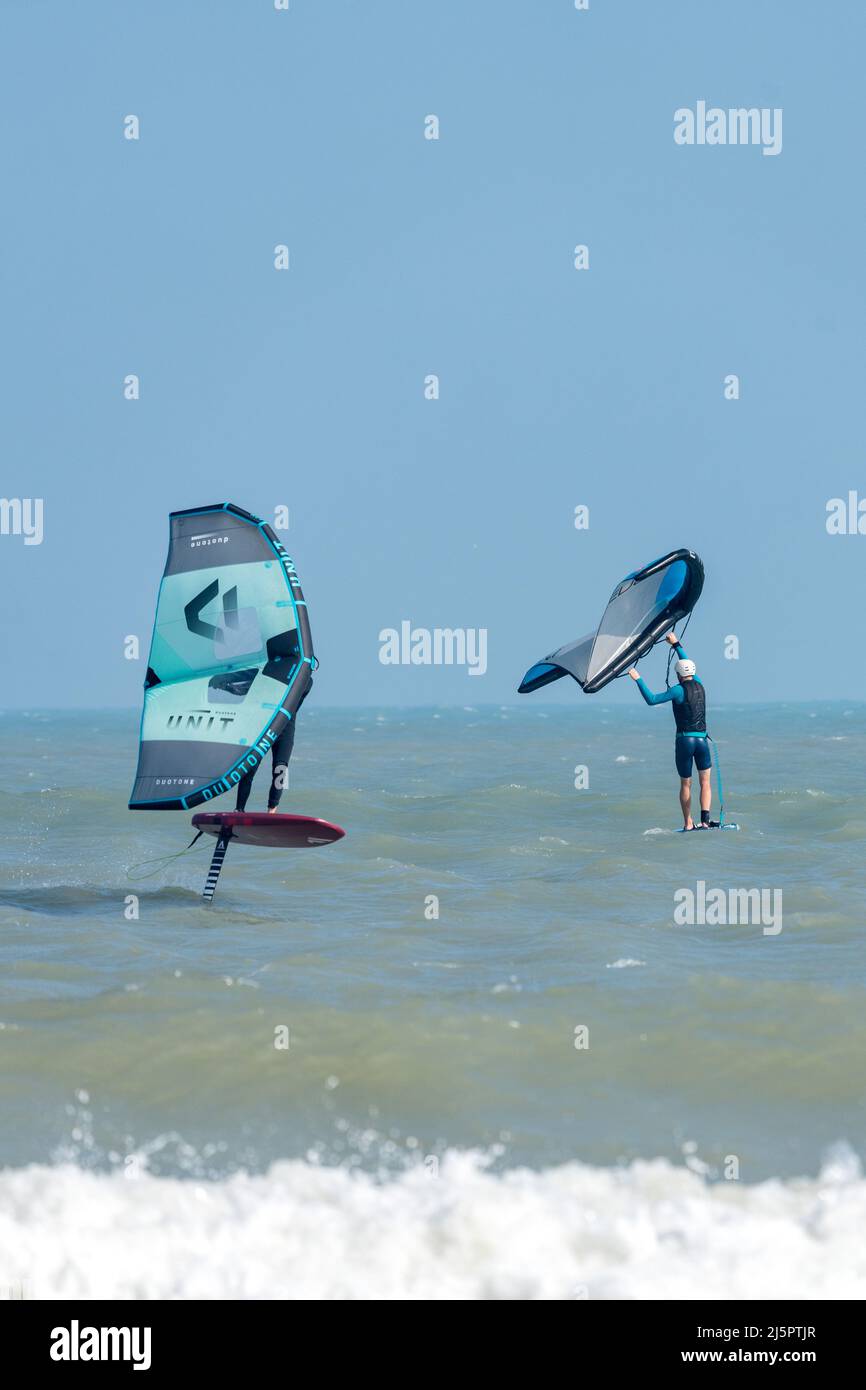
[{"xmin": 1, "ymin": 1148, "xmax": 864, "ymax": 1300}]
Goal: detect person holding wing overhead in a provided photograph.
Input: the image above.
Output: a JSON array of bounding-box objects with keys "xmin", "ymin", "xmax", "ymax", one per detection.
[{"xmin": 628, "ymin": 633, "xmax": 717, "ymax": 831}]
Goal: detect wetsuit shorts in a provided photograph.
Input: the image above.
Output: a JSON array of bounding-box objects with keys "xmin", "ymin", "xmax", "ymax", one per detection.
[{"xmin": 675, "ymin": 733, "xmax": 712, "ymax": 778}]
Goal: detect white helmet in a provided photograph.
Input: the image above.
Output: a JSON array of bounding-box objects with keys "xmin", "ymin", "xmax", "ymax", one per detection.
[{"xmin": 675, "ymin": 658, "xmax": 696, "ymax": 680}]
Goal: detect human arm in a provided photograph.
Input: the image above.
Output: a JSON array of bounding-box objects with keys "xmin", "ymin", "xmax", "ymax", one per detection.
[
  {"xmin": 629, "ymin": 668, "xmax": 681, "ymax": 706},
  {"xmin": 665, "ymin": 632, "xmax": 688, "ymax": 662}
]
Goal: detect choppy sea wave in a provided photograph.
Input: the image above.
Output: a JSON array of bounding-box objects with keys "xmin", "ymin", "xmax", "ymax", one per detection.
[
  {"xmin": 2, "ymin": 706, "xmax": 866, "ymax": 1297},
  {"xmin": 2, "ymin": 1145, "xmax": 863, "ymax": 1300}
]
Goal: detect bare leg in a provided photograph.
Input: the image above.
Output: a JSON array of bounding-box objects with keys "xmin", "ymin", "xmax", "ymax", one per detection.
[
  {"xmin": 680, "ymin": 776, "xmax": 694, "ymax": 830},
  {"xmin": 698, "ymin": 767, "xmax": 712, "ymax": 817}
]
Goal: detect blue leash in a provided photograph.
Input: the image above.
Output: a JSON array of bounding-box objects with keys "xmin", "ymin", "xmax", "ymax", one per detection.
[{"xmin": 707, "ymin": 734, "xmax": 725, "ymax": 827}]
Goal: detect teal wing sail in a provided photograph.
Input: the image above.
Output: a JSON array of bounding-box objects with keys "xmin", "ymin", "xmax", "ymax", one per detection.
[{"xmin": 129, "ymin": 503, "xmax": 314, "ymax": 810}]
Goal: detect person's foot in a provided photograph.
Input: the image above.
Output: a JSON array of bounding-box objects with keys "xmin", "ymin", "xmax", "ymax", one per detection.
[
  {"xmin": 267, "ymin": 807, "xmax": 278, "ymax": 814},
  {"xmin": 683, "ymin": 819, "xmax": 695, "ymax": 831}
]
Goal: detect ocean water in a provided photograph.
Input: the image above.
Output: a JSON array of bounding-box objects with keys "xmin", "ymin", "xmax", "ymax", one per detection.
[{"xmin": 1, "ymin": 703, "xmax": 865, "ymax": 1299}]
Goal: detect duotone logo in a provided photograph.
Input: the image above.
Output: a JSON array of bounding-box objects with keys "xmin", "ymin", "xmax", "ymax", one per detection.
[{"xmin": 185, "ymin": 580, "xmax": 239, "ymax": 642}]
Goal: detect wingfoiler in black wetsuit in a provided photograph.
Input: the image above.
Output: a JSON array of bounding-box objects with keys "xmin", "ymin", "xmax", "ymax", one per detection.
[
  {"xmin": 235, "ymin": 683, "xmax": 311, "ymax": 812},
  {"xmin": 634, "ymin": 645, "xmax": 711, "ymax": 778}
]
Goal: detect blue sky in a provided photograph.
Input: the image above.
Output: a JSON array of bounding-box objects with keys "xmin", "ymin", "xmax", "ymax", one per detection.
[{"xmin": 2, "ymin": 1, "xmax": 863, "ymax": 708}]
